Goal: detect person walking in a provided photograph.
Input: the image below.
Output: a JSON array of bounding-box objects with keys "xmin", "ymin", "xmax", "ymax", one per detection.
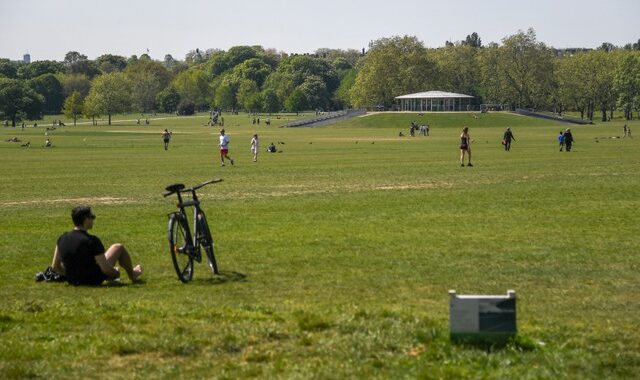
[
  {"xmin": 218, "ymin": 129, "xmax": 234, "ymax": 166},
  {"xmin": 563, "ymin": 128, "xmax": 574, "ymax": 152},
  {"xmin": 558, "ymin": 130, "xmax": 565, "ymax": 151},
  {"xmin": 460, "ymin": 127, "xmax": 472, "ymax": 167},
  {"xmin": 250, "ymin": 134, "xmax": 259, "ymax": 162},
  {"xmin": 503, "ymin": 127, "xmax": 516, "ymax": 151},
  {"xmin": 162, "ymin": 129, "xmax": 172, "ymax": 150},
  {"xmin": 623, "ymin": 124, "xmax": 628, "ymax": 138}
]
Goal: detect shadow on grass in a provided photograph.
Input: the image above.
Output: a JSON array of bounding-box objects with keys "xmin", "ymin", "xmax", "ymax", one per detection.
[{"xmin": 190, "ymin": 270, "xmax": 248, "ymax": 285}]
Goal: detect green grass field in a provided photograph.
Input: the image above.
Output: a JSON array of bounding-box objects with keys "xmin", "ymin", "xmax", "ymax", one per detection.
[{"xmin": 1, "ymin": 111, "xmax": 639, "ymax": 379}]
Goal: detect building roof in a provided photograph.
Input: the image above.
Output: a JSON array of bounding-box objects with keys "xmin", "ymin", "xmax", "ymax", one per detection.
[{"xmin": 395, "ymin": 91, "xmax": 474, "ymax": 99}]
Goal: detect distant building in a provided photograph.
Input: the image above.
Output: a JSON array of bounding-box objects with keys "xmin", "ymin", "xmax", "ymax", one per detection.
[
  {"xmin": 23, "ymin": 53, "xmax": 30, "ymax": 64},
  {"xmin": 395, "ymin": 91, "xmax": 475, "ymax": 112},
  {"xmin": 553, "ymin": 48, "xmax": 592, "ymax": 57}
]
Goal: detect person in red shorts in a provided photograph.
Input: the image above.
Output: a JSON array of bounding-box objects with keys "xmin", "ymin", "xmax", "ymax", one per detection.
[{"xmin": 218, "ymin": 129, "xmax": 234, "ymax": 166}]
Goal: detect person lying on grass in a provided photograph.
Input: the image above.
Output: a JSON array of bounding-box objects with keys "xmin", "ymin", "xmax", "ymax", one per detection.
[{"xmin": 51, "ymin": 206, "xmax": 143, "ymax": 285}]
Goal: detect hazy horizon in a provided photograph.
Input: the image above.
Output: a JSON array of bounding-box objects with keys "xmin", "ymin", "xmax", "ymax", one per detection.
[{"xmin": 1, "ymin": 0, "xmax": 639, "ymax": 62}]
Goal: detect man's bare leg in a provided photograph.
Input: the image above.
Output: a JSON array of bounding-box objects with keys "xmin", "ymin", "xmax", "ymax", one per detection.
[{"xmin": 105, "ymin": 244, "xmax": 143, "ymax": 281}]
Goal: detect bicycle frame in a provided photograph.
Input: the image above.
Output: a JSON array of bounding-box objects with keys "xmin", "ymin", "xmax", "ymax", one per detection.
[
  {"xmin": 165, "ymin": 179, "xmax": 222, "ymax": 262},
  {"xmin": 170, "ymin": 190, "xmax": 204, "ymax": 261}
]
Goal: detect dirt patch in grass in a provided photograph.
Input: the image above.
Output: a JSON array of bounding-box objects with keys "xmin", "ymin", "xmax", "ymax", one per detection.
[
  {"xmin": 205, "ymin": 181, "xmax": 456, "ymax": 200},
  {"xmin": 0, "ymin": 196, "xmax": 133, "ymax": 207}
]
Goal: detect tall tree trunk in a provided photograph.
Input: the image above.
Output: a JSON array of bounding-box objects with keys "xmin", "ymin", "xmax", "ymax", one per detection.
[
  {"xmin": 601, "ymin": 107, "xmax": 607, "ymax": 122},
  {"xmin": 108, "ymin": 113, "xmax": 111, "ymax": 126},
  {"xmin": 11, "ymin": 114, "xmax": 16, "ymax": 127},
  {"xmin": 73, "ymin": 114, "xmax": 77, "ymax": 126}
]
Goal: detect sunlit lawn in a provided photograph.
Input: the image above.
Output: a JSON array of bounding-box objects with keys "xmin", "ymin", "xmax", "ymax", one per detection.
[{"xmin": 0, "ymin": 112, "xmax": 638, "ymax": 378}]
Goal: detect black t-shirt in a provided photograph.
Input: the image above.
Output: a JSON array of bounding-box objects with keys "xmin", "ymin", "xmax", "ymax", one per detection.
[{"xmin": 57, "ymin": 230, "xmax": 107, "ymax": 285}]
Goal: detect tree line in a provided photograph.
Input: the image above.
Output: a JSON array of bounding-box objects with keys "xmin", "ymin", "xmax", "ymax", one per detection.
[{"xmin": 1, "ymin": 29, "xmax": 639, "ymax": 126}]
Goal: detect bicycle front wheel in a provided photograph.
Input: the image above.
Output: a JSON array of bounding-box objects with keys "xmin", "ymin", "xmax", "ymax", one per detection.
[
  {"xmin": 168, "ymin": 214, "xmax": 194, "ymax": 282},
  {"xmin": 197, "ymin": 211, "xmax": 218, "ymax": 275}
]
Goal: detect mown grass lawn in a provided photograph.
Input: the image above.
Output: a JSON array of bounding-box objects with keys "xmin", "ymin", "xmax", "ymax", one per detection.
[{"xmin": 1, "ymin": 112, "xmax": 639, "ymax": 379}]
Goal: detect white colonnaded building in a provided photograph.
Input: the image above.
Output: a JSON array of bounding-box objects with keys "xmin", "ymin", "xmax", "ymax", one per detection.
[{"xmin": 395, "ymin": 91, "xmax": 475, "ymax": 112}]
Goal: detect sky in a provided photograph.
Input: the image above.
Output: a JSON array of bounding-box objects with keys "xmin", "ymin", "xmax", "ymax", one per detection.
[{"xmin": 1, "ymin": 0, "xmax": 639, "ymax": 61}]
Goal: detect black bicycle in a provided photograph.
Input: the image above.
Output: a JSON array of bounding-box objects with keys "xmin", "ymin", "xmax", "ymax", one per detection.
[{"xmin": 164, "ymin": 179, "xmax": 222, "ymax": 282}]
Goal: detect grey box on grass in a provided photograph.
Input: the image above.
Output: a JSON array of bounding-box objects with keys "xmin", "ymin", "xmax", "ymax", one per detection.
[{"xmin": 449, "ymin": 289, "xmax": 516, "ymax": 344}]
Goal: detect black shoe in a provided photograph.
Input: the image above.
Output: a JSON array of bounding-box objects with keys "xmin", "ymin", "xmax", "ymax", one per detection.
[
  {"xmin": 467, "ymin": 163, "xmax": 473, "ymax": 167},
  {"xmin": 460, "ymin": 163, "xmax": 464, "ymax": 167}
]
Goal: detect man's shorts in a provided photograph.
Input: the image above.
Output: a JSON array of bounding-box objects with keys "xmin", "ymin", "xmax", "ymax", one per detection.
[{"xmin": 220, "ymin": 148, "xmax": 229, "ymax": 156}]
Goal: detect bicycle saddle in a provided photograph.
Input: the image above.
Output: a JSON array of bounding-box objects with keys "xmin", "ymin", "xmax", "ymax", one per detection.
[{"xmin": 165, "ymin": 183, "xmax": 185, "ymax": 192}]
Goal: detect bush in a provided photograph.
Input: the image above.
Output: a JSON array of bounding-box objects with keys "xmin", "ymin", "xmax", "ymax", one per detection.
[
  {"xmin": 177, "ymin": 100, "xmax": 195, "ymax": 115},
  {"xmin": 156, "ymin": 86, "xmax": 180, "ymax": 113}
]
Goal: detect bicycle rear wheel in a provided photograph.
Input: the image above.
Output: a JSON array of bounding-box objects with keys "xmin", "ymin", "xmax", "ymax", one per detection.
[
  {"xmin": 168, "ymin": 214, "xmax": 194, "ymax": 282},
  {"xmin": 197, "ymin": 211, "xmax": 218, "ymax": 275}
]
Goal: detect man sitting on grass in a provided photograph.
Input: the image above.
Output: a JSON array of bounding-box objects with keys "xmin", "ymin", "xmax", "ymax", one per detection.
[{"xmin": 51, "ymin": 206, "xmax": 143, "ymax": 286}]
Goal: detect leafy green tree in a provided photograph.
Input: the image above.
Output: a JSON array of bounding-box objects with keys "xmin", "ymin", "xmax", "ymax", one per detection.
[
  {"xmin": 177, "ymin": 99, "xmax": 195, "ymax": 115},
  {"xmin": 335, "ymin": 69, "xmax": 357, "ymax": 108},
  {"xmin": 172, "ymin": 68, "xmax": 211, "ymax": 109},
  {"xmin": 232, "ymin": 58, "xmax": 272, "ymax": 87},
  {"xmin": 586, "ymin": 51, "xmax": 617, "ymax": 121},
  {"xmin": 224, "ymin": 46, "xmax": 259, "ymax": 69},
  {"xmin": 262, "ymin": 89, "xmax": 281, "ymax": 114},
  {"xmin": 614, "ymin": 53, "xmax": 640, "ymax": 120},
  {"xmin": 0, "ymin": 59, "xmax": 20, "ymax": 79},
  {"xmin": 0, "ymin": 78, "xmax": 44, "ymax": 126},
  {"xmin": 285, "ymin": 88, "xmax": 307, "ymax": 113},
  {"xmin": 351, "ymin": 36, "xmax": 437, "ymax": 108},
  {"xmin": 156, "ymin": 86, "xmax": 181, "ymax": 113},
  {"xmin": 163, "ymin": 54, "xmax": 179, "ymax": 70},
  {"xmin": 431, "ymin": 44, "xmax": 480, "ymax": 96},
  {"xmin": 63, "ymin": 91, "xmax": 84, "ymax": 125},
  {"xmin": 598, "ymin": 42, "xmax": 617, "ymax": 53},
  {"xmin": 206, "ymin": 50, "xmax": 230, "ymax": 76},
  {"xmin": 463, "ymin": 32, "xmax": 482, "ymax": 48},
  {"xmin": 95, "ymin": 54, "xmax": 128, "ymax": 73},
  {"xmin": 262, "ymin": 55, "xmax": 338, "ymax": 109},
  {"xmin": 315, "ymin": 48, "xmax": 362, "ymax": 67},
  {"xmin": 476, "ymin": 43, "xmax": 504, "ymax": 106},
  {"xmin": 262, "ymin": 71, "xmax": 295, "ymax": 106},
  {"xmin": 244, "ymin": 92, "xmax": 263, "ymax": 113},
  {"xmin": 63, "ymin": 51, "xmax": 99, "ymax": 77},
  {"xmin": 61, "ymin": 74, "xmax": 91, "ymax": 99},
  {"xmin": 332, "ymin": 57, "xmax": 352, "ymax": 71},
  {"xmin": 236, "ymin": 80, "xmax": 260, "ymax": 111},
  {"xmin": 277, "ymin": 55, "xmax": 339, "ymax": 92},
  {"xmin": 83, "ymin": 99, "xmax": 100, "ymax": 126},
  {"xmin": 555, "ymin": 55, "xmax": 589, "ymax": 117},
  {"xmin": 298, "ymin": 76, "xmax": 328, "ymax": 109},
  {"xmin": 17, "ymin": 60, "xmax": 64, "ymax": 79},
  {"xmin": 28, "ymin": 73, "xmax": 64, "ymax": 114},
  {"xmin": 214, "ymin": 81, "xmax": 236, "ymax": 110},
  {"xmin": 83, "ymin": 72, "xmax": 131, "ymax": 125},
  {"xmin": 493, "ymin": 29, "xmax": 556, "ymax": 108}
]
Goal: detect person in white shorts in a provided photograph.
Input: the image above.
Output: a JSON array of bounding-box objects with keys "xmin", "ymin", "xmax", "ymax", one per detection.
[{"xmin": 250, "ymin": 134, "xmax": 259, "ymax": 162}]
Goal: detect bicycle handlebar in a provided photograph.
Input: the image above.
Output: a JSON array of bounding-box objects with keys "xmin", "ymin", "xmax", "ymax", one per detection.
[
  {"xmin": 163, "ymin": 178, "xmax": 223, "ymax": 197},
  {"xmin": 192, "ymin": 178, "xmax": 223, "ymax": 191}
]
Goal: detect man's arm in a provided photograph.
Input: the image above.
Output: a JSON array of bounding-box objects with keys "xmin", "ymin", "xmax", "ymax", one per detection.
[
  {"xmin": 51, "ymin": 246, "xmax": 65, "ymax": 274},
  {"xmin": 95, "ymin": 254, "xmax": 120, "ymax": 279}
]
